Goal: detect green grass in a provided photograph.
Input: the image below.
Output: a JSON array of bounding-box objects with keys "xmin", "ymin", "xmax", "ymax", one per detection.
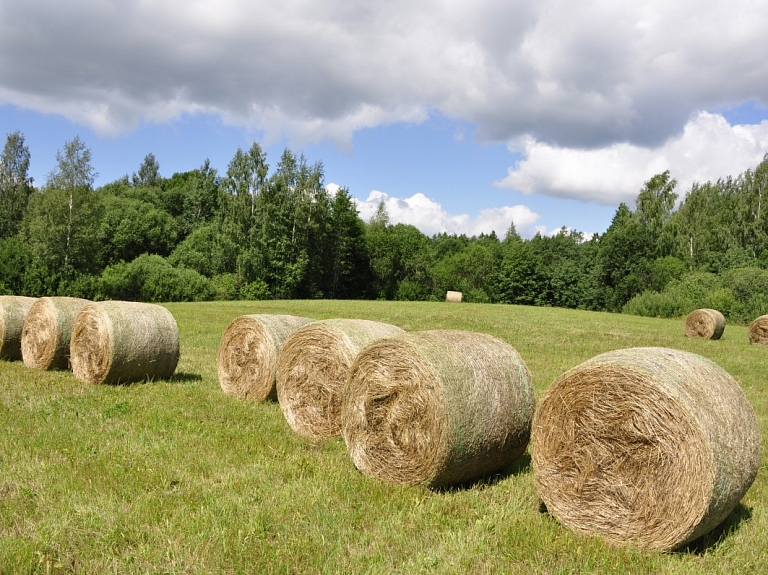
[{"xmin": 1, "ymin": 300, "xmax": 766, "ymax": 574}]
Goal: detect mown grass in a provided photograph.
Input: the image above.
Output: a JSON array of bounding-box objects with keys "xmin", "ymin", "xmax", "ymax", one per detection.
[{"xmin": 1, "ymin": 300, "xmax": 766, "ymax": 574}]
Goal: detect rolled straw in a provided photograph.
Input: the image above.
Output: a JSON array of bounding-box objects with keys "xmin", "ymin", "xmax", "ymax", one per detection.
[
  {"xmin": 531, "ymin": 347, "xmax": 760, "ymax": 550},
  {"xmin": 217, "ymin": 314, "xmax": 313, "ymax": 401}
]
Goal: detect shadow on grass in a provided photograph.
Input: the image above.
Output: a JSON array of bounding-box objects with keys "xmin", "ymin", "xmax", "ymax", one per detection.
[
  {"xmin": 433, "ymin": 452, "xmax": 532, "ymax": 493},
  {"xmin": 169, "ymin": 372, "xmax": 203, "ymax": 384},
  {"xmin": 677, "ymin": 503, "xmax": 753, "ymax": 555}
]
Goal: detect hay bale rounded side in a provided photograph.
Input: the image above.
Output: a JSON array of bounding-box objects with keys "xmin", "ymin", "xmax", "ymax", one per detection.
[
  {"xmin": 217, "ymin": 314, "xmax": 313, "ymax": 401},
  {"xmin": 342, "ymin": 329, "xmax": 535, "ymax": 487},
  {"xmin": 70, "ymin": 301, "xmax": 180, "ymax": 384},
  {"xmin": 0, "ymin": 296, "xmax": 38, "ymax": 361},
  {"xmin": 684, "ymin": 308, "xmax": 725, "ymax": 339},
  {"xmin": 276, "ymin": 319, "xmax": 405, "ymax": 440},
  {"xmin": 21, "ymin": 296, "xmax": 91, "ymax": 370},
  {"xmin": 530, "ymin": 347, "xmax": 760, "ymax": 551},
  {"xmin": 748, "ymin": 314, "xmax": 768, "ymax": 345},
  {"xmin": 445, "ymin": 291, "xmax": 463, "ymax": 303}
]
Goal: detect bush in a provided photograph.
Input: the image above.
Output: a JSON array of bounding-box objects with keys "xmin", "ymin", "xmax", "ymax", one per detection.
[
  {"xmin": 622, "ymin": 290, "xmax": 693, "ymax": 319},
  {"xmin": 99, "ymin": 254, "xmax": 216, "ymax": 302},
  {"xmin": 241, "ymin": 279, "xmax": 271, "ymax": 301}
]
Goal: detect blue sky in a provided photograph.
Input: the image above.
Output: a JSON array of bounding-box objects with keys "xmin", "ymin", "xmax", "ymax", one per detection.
[{"xmin": 3, "ymin": 1, "xmax": 768, "ymax": 239}]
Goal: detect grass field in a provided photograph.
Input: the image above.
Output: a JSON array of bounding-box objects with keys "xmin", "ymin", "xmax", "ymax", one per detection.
[{"xmin": 1, "ymin": 300, "xmax": 766, "ymax": 574}]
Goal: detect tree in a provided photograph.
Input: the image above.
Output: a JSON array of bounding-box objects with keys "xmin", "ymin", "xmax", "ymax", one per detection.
[
  {"xmin": 132, "ymin": 152, "xmax": 161, "ymax": 188},
  {"xmin": 0, "ymin": 131, "xmax": 34, "ymax": 238},
  {"xmin": 635, "ymin": 170, "xmax": 677, "ymax": 256},
  {"xmin": 328, "ymin": 187, "xmax": 372, "ymax": 299}
]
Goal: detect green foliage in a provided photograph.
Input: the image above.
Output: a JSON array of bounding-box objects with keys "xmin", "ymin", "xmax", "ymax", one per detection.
[
  {"xmin": 99, "ymin": 254, "xmax": 215, "ymax": 302},
  {"xmin": 0, "ymin": 236, "xmax": 32, "ymax": 294},
  {"xmin": 240, "ymin": 279, "xmax": 271, "ymax": 300},
  {"xmin": 0, "ymin": 131, "xmax": 33, "ymax": 238}
]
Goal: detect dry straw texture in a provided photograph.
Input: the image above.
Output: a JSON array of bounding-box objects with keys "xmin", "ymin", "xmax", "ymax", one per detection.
[
  {"xmin": 342, "ymin": 329, "xmax": 535, "ymax": 487},
  {"xmin": 685, "ymin": 308, "xmax": 725, "ymax": 339},
  {"xmin": 748, "ymin": 314, "xmax": 768, "ymax": 345},
  {"xmin": 21, "ymin": 296, "xmax": 91, "ymax": 370},
  {"xmin": 531, "ymin": 347, "xmax": 760, "ymax": 551},
  {"xmin": 445, "ymin": 291, "xmax": 463, "ymax": 303},
  {"xmin": 0, "ymin": 296, "xmax": 37, "ymax": 361},
  {"xmin": 70, "ymin": 301, "xmax": 180, "ymax": 385},
  {"xmin": 276, "ymin": 319, "xmax": 404, "ymax": 440},
  {"xmin": 217, "ymin": 314, "xmax": 313, "ymax": 401}
]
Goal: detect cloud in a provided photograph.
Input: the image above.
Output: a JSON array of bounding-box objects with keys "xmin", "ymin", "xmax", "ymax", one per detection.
[
  {"xmin": 351, "ymin": 190, "xmax": 544, "ymax": 239},
  {"xmin": 495, "ymin": 112, "xmax": 768, "ymax": 205},
  {"xmin": 2, "ymin": 1, "xmax": 768, "ymax": 149}
]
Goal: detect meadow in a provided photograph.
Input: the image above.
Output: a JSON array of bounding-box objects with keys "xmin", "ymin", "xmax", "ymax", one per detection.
[{"xmin": 1, "ymin": 300, "xmax": 766, "ymax": 574}]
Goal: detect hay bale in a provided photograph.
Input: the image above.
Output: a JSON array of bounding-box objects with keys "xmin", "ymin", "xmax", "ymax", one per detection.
[
  {"xmin": 217, "ymin": 314, "xmax": 313, "ymax": 401},
  {"xmin": 21, "ymin": 296, "xmax": 91, "ymax": 370},
  {"xmin": 276, "ymin": 319, "xmax": 404, "ymax": 440},
  {"xmin": 0, "ymin": 296, "xmax": 37, "ymax": 361},
  {"xmin": 530, "ymin": 347, "xmax": 760, "ymax": 551},
  {"xmin": 445, "ymin": 291, "xmax": 462, "ymax": 303},
  {"xmin": 342, "ymin": 329, "xmax": 535, "ymax": 487},
  {"xmin": 685, "ymin": 308, "xmax": 725, "ymax": 339},
  {"xmin": 70, "ymin": 301, "xmax": 180, "ymax": 384},
  {"xmin": 748, "ymin": 314, "xmax": 768, "ymax": 345}
]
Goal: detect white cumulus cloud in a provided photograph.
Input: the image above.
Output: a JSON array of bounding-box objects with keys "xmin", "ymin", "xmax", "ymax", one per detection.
[
  {"xmin": 496, "ymin": 112, "xmax": 768, "ymax": 205},
  {"xmin": 351, "ymin": 190, "xmax": 544, "ymax": 238}
]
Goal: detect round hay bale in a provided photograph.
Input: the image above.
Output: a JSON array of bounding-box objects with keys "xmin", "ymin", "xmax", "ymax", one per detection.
[
  {"xmin": 530, "ymin": 347, "xmax": 760, "ymax": 551},
  {"xmin": 276, "ymin": 319, "xmax": 405, "ymax": 440},
  {"xmin": 0, "ymin": 296, "xmax": 37, "ymax": 361},
  {"xmin": 21, "ymin": 296, "xmax": 91, "ymax": 370},
  {"xmin": 217, "ymin": 314, "xmax": 313, "ymax": 401},
  {"xmin": 747, "ymin": 314, "xmax": 768, "ymax": 345},
  {"xmin": 342, "ymin": 329, "xmax": 535, "ymax": 487},
  {"xmin": 685, "ymin": 308, "xmax": 725, "ymax": 339},
  {"xmin": 70, "ymin": 301, "xmax": 180, "ymax": 384},
  {"xmin": 445, "ymin": 291, "xmax": 462, "ymax": 303}
]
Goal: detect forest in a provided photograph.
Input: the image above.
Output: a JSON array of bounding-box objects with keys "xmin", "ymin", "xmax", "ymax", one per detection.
[{"xmin": 2, "ymin": 130, "xmax": 768, "ymax": 324}]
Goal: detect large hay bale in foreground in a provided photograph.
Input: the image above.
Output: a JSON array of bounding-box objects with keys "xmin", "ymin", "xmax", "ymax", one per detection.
[
  {"xmin": 342, "ymin": 330, "xmax": 535, "ymax": 487},
  {"xmin": 748, "ymin": 314, "xmax": 768, "ymax": 345},
  {"xmin": 531, "ymin": 347, "xmax": 760, "ymax": 551},
  {"xmin": 276, "ymin": 319, "xmax": 404, "ymax": 440},
  {"xmin": 217, "ymin": 314, "xmax": 313, "ymax": 401},
  {"xmin": 70, "ymin": 301, "xmax": 180, "ymax": 384},
  {"xmin": 0, "ymin": 296, "xmax": 37, "ymax": 360},
  {"xmin": 445, "ymin": 291, "xmax": 462, "ymax": 303},
  {"xmin": 21, "ymin": 296, "xmax": 91, "ymax": 370},
  {"xmin": 685, "ymin": 308, "xmax": 725, "ymax": 339}
]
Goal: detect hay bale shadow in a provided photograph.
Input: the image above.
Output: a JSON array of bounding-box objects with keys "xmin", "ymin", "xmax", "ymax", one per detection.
[
  {"xmin": 168, "ymin": 372, "xmax": 203, "ymax": 384},
  {"xmin": 433, "ymin": 452, "xmax": 531, "ymax": 493},
  {"xmin": 677, "ymin": 503, "xmax": 753, "ymax": 555}
]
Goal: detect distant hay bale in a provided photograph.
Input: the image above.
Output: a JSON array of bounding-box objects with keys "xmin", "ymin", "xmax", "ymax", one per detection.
[
  {"xmin": 748, "ymin": 314, "xmax": 768, "ymax": 345},
  {"xmin": 342, "ymin": 330, "xmax": 535, "ymax": 487},
  {"xmin": 70, "ymin": 301, "xmax": 180, "ymax": 384},
  {"xmin": 530, "ymin": 347, "xmax": 760, "ymax": 551},
  {"xmin": 0, "ymin": 296, "xmax": 37, "ymax": 361},
  {"xmin": 21, "ymin": 296, "xmax": 91, "ymax": 370},
  {"xmin": 445, "ymin": 291, "xmax": 463, "ymax": 303},
  {"xmin": 685, "ymin": 308, "xmax": 725, "ymax": 339},
  {"xmin": 276, "ymin": 319, "xmax": 404, "ymax": 440},
  {"xmin": 217, "ymin": 314, "xmax": 313, "ymax": 401}
]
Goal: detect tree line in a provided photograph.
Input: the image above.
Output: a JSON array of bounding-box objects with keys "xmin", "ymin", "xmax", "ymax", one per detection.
[{"xmin": 2, "ymin": 131, "xmax": 768, "ymax": 323}]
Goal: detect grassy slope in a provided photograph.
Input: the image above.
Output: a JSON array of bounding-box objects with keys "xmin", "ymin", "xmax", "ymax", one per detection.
[{"xmin": 1, "ymin": 300, "xmax": 766, "ymax": 574}]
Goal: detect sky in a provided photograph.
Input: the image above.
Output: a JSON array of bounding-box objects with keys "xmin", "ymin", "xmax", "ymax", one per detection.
[{"xmin": 2, "ymin": 0, "xmax": 768, "ymax": 239}]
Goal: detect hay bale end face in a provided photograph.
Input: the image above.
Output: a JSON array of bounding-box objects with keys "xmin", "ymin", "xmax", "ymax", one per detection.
[
  {"xmin": 21, "ymin": 296, "xmax": 91, "ymax": 370},
  {"xmin": 748, "ymin": 314, "xmax": 768, "ymax": 345},
  {"xmin": 342, "ymin": 329, "xmax": 535, "ymax": 487},
  {"xmin": 276, "ymin": 319, "xmax": 404, "ymax": 440},
  {"xmin": 0, "ymin": 296, "xmax": 37, "ymax": 361},
  {"xmin": 531, "ymin": 347, "xmax": 760, "ymax": 551},
  {"xmin": 685, "ymin": 308, "xmax": 725, "ymax": 339},
  {"xmin": 70, "ymin": 301, "xmax": 180, "ymax": 384},
  {"xmin": 445, "ymin": 291, "xmax": 462, "ymax": 303},
  {"xmin": 217, "ymin": 314, "xmax": 313, "ymax": 401}
]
